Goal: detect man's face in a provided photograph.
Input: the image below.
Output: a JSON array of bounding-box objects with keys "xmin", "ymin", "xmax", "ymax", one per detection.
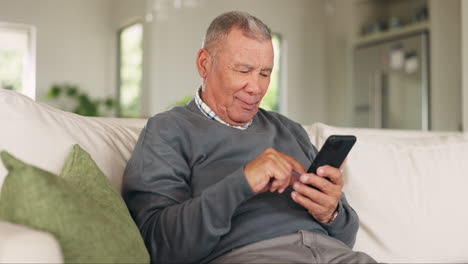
[{"xmin": 199, "ymin": 28, "xmax": 274, "ymax": 126}]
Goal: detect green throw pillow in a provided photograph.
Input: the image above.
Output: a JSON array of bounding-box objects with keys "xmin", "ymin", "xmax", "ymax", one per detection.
[{"xmin": 0, "ymin": 145, "xmax": 149, "ymax": 263}]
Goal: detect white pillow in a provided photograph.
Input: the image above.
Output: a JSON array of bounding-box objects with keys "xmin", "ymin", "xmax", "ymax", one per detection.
[
  {"xmin": 0, "ymin": 89, "xmax": 146, "ymax": 192},
  {"xmin": 305, "ymin": 123, "xmax": 468, "ymax": 262}
]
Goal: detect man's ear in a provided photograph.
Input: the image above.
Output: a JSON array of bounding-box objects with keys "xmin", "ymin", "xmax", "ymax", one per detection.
[{"xmin": 196, "ymin": 48, "xmax": 211, "ymax": 78}]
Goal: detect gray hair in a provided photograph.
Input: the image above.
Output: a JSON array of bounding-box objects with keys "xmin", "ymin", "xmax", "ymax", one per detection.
[{"xmin": 202, "ymin": 11, "xmax": 272, "ymax": 55}]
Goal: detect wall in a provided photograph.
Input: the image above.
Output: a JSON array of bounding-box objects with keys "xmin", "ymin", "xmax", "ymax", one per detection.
[
  {"xmin": 324, "ymin": 0, "xmax": 354, "ymax": 127},
  {"xmin": 429, "ymin": 0, "xmax": 462, "ymax": 131},
  {"xmin": 463, "ymin": 0, "xmax": 468, "ymax": 131},
  {"xmin": 145, "ymin": 0, "xmax": 328, "ymax": 124},
  {"xmin": 0, "ymin": 0, "xmax": 115, "ymax": 105}
]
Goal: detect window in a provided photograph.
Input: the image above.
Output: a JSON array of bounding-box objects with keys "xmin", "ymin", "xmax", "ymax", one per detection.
[
  {"xmin": 118, "ymin": 23, "xmax": 143, "ymax": 118},
  {"xmin": 0, "ymin": 22, "xmax": 36, "ymax": 99},
  {"xmin": 260, "ymin": 33, "xmax": 282, "ymax": 112}
]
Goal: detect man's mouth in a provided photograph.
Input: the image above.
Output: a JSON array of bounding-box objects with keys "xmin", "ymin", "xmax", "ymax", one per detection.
[{"xmin": 237, "ymin": 99, "xmax": 258, "ymax": 110}]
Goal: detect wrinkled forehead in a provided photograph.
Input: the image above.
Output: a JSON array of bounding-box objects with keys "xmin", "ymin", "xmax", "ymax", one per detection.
[
  {"xmin": 230, "ymin": 44, "xmax": 274, "ymax": 68},
  {"xmin": 218, "ymin": 30, "xmax": 273, "ymax": 63}
]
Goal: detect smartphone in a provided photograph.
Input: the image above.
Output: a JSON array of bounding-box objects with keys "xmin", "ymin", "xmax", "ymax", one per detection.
[{"xmin": 307, "ymin": 135, "xmax": 356, "ymax": 174}]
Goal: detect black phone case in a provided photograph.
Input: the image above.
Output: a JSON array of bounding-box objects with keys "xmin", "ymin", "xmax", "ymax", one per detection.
[{"xmin": 307, "ymin": 135, "xmax": 356, "ymax": 174}]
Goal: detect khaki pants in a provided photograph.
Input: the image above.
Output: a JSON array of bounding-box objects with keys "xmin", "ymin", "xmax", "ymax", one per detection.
[{"xmin": 211, "ymin": 230, "xmax": 377, "ymax": 263}]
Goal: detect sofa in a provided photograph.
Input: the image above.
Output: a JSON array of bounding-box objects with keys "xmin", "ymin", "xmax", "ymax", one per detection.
[{"xmin": 1, "ymin": 88, "xmax": 468, "ymax": 263}]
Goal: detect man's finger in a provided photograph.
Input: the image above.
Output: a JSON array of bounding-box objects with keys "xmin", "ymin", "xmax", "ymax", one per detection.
[
  {"xmin": 293, "ymin": 182, "xmax": 335, "ymax": 207},
  {"xmin": 316, "ymin": 165, "xmax": 344, "ymax": 186},
  {"xmin": 299, "ymin": 174, "xmax": 335, "ymax": 194},
  {"xmin": 269, "ymin": 150, "xmax": 305, "ymax": 193},
  {"xmin": 268, "ymin": 158, "xmax": 293, "ymax": 192},
  {"xmin": 291, "ymin": 188, "xmax": 340, "ymax": 223},
  {"xmin": 291, "ymin": 191, "xmax": 329, "ymax": 219},
  {"xmin": 280, "ymin": 152, "xmax": 306, "ymax": 175}
]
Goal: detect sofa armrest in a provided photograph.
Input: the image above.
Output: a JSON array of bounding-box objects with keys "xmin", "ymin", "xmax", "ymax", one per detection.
[{"xmin": 0, "ymin": 220, "xmax": 63, "ymax": 263}]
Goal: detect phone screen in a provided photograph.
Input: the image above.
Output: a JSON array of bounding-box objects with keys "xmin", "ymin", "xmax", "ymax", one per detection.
[{"xmin": 307, "ymin": 135, "xmax": 356, "ymax": 174}]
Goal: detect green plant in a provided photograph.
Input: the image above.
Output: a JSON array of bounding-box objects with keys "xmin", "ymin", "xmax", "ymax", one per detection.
[
  {"xmin": 174, "ymin": 95, "xmax": 192, "ymax": 106},
  {"xmin": 47, "ymin": 83, "xmax": 115, "ymax": 117},
  {"xmin": 1, "ymin": 81, "xmax": 14, "ymax": 90},
  {"xmin": 166, "ymin": 95, "xmax": 192, "ymax": 110}
]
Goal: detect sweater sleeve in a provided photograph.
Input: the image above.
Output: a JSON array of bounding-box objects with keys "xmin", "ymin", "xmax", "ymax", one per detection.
[{"xmin": 122, "ymin": 116, "xmax": 256, "ymax": 264}]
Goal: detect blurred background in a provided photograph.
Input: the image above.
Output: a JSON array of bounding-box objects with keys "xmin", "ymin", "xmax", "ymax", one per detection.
[{"xmin": 1, "ymin": 0, "xmax": 467, "ymax": 131}]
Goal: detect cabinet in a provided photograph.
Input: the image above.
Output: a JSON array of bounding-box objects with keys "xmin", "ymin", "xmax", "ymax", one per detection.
[
  {"xmin": 351, "ymin": 0, "xmax": 430, "ymax": 130},
  {"xmin": 352, "ymin": 0, "xmax": 429, "ymax": 46},
  {"xmin": 326, "ymin": 0, "xmax": 461, "ymax": 131}
]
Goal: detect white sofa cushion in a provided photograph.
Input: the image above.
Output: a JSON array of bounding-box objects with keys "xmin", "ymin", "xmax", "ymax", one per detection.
[
  {"xmin": 0, "ymin": 220, "xmax": 63, "ymax": 263},
  {"xmin": 306, "ymin": 123, "xmax": 468, "ymax": 263},
  {"xmin": 0, "ymin": 89, "xmax": 146, "ymax": 191}
]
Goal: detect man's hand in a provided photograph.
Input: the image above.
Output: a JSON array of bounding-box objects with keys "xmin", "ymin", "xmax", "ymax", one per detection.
[
  {"xmin": 244, "ymin": 148, "xmax": 306, "ymax": 194},
  {"xmin": 291, "ymin": 165, "xmax": 344, "ymax": 223}
]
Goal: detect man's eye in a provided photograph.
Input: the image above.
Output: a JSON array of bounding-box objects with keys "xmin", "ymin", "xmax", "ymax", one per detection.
[
  {"xmin": 260, "ymin": 73, "xmax": 270, "ymax": 77},
  {"xmin": 239, "ymin": 70, "xmax": 249, "ymax": 74}
]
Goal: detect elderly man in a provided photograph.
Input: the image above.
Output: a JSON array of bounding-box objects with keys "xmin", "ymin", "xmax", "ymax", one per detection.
[{"xmin": 123, "ymin": 11, "xmax": 376, "ymax": 264}]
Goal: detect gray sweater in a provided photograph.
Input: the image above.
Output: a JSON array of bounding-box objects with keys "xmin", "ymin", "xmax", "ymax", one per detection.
[{"xmin": 122, "ymin": 100, "xmax": 359, "ymax": 264}]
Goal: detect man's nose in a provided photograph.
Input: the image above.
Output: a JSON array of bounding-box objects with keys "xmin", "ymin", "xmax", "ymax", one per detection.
[{"xmin": 244, "ymin": 74, "xmax": 263, "ymax": 95}]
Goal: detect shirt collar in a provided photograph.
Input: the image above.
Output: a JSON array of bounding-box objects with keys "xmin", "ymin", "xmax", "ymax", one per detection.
[{"xmin": 194, "ymin": 87, "xmax": 253, "ymax": 130}]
